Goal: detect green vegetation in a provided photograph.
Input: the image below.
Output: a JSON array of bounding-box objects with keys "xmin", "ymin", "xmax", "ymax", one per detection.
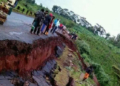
[
  {"xmin": 12, "ymin": 0, "xmax": 120, "ymax": 85},
  {"xmin": 13, "ymin": 0, "xmax": 42, "ymax": 15},
  {"xmin": 108, "ymin": 34, "xmax": 120, "ymax": 48},
  {"xmin": 1, "ymin": 0, "xmax": 120, "ymax": 85},
  {"xmin": 0, "ymin": 0, "xmax": 7, "ymax": 2},
  {"xmin": 56, "ymin": 47, "xmax": 95, "ymax": 86},
  {"xmin": 68, "ymin": 25, "xmax": 120, "ymax": 86}
]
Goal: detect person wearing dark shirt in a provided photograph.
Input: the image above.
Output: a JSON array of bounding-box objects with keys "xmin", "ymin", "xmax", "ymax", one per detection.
[
  {"xmin": 83, "ymin": 66, "xmax": 93, "ymax": 81},
  {"xmin": 44, "ymin": 10, "xmax": 49, "ymax": 17},
  {"xmin": 40, "ymin": 13, "xmax": 52, "ymax": 34},
  {"xmin": 30, "ymin": 9, "xmax": 44, "ymax": 34},
  {"xmin": 45, "ymin": 15, "xmax": 55, "ymax": 35},
  {"xmin": 72, "ymin": 34, "xmax": 78, "ymax": 40}
]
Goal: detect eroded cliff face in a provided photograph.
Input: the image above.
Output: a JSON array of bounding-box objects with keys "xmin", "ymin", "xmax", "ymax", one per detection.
[
  {"xmin": 0, "ymin": 36, "xmax": 64, "ymax": 75},
  {"xmin": 0, "ymin": 33, "xmax": 89, "ymax": 86}
]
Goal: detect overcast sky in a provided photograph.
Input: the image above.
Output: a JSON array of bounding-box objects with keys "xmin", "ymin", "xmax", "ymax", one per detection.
[{"xmin": 36, "ymin": 0, "xmax": 120, "ymax": 37}]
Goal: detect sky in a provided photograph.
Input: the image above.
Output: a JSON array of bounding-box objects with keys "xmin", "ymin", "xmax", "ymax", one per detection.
[{"xmin": 36, "ymin": 0, "xmax": 120, "ymax": 37}]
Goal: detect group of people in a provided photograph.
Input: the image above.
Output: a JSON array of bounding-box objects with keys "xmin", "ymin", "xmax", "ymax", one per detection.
[
  {"xmin": 30, "ymin": 9, "xmax": 64, "ymax": 35},
  {"xmin": 29, "ymin": 9, "xmax": 94, "ymax": 83}
]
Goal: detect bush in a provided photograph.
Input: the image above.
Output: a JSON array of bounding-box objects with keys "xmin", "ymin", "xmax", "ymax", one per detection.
[
  {"xmin": 81, "ymin": 53, "xmax": 88, "ymax": 59},
  {"xmin": 91, "ymin": 62, "xmax": 110, "ymax": 86},
  {"xmin": 88, "ymin": 27, "xmax": 95, "ymax": 33},
  {"xmin": 75, "ymin": 40, "xmax": 90, "ymax": 55},
  {"xmin": 108, "ymin": 44, "xmax": 114, "ymax": 49},
  {"xmin": 66, "ymin": 21, "xmax": 75, "ymax": 28},
  {"xmin": 112, "ymin": 65, "xmax": 120, "ymax": 78}
]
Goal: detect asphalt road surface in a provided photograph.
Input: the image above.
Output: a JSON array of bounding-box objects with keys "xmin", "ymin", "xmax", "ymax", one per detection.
[
  {"xmin": 0, "ymin": 12, "xmax": 57, "ymax": 86},
  {"xmin": 0, "ymin": 12, "xmax": 56, "ymax": 44}
]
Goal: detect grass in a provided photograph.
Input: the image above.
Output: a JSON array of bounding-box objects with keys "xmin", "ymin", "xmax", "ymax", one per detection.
[
  {"xmin": 0, "ymin": 0, "xmax": 7, "ymax": 2},
  {"xmin": 54, "ymin": 47, "xmax": 69, "ymax": 86},
  {"xmin": 68, "ymin": 25, "xmax": 120, "ymax": 86},
  {"xmin": 55, "ymin": 47, "xmax": 95, "ymax": 86}
]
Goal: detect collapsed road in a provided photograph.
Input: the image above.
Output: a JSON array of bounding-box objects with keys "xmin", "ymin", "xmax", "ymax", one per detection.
[
  {"xmin": 0, "ymin": 12, "xmax": 60, "ymax": 86},
  {"xmin": 0, "ymin": 12, "xmax": 100, "ymax": 86},
  {"xmin": 0, "ymin": 12, "xmax": 58, "ymax": 44},
  {"xmin": 0, "ymin": 12, "xmax": 76, "ymax": 86}
]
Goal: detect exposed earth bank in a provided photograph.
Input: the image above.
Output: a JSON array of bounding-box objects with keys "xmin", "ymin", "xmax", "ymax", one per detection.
[{"xmin": 0, "ymin": 33, "xmax": 80, "ymax": 86}]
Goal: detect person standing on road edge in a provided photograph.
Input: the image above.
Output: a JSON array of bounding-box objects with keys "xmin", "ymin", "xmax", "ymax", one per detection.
[
  {"xmin": 50, "ymin": 19, "xmax": 58, "ymax": 33},
  {"xmin": 45, "ymin": 15, "xmax": 55, "ymax": 35},
  {"xmin": 34, "ymin": 9, "xmax": 45, "ymax": 34},
  {"xmin": 37, "ymin": 10, "xmax": 49, "ymax": 35},
  {"xmin": 40, "ymin": 13, "xmax": 52, "ymax": 34},
  {"xmin": 36, "ymin": 10, "xmax": 47, "ymax": 35},
  {"xmin": 52, "ymin": 19, "xmax": 60, "ymax": 34},
  {"xmin": 30, "ymin": 9, "xmax": 44, "ymax": 34}
]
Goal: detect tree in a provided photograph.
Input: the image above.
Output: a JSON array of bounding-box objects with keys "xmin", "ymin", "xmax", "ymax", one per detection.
[
  {"xmin": 93, "ymin": 24, "xmax": 106, "ymax": 36},
  {"xmin": 40, "ymin": 3, "xmax": 43, "ymax": 7},
  {"xmin": 88, "ymin": 27, "xmax": 95, "ymax": 33},
  {"xmin": 116, "ymin": 41, "xmax": 120, "ymax": 48},
  {"xmin": 100, "ymin": 28, "xmax": 106, "ymax": 36},
  {"xmin": 116, "ymin": 34, "xmax": 120, "ymax": 42},
  {"xmin": 52, "ymin": 5, "xmax": 58, "ymax": 12},
  {"xmin": 106, "ymin": 33, "xmax": 110, "ymax": 39},
  {"xmin": 108, "ymin": 36, "xmax": 116, "ymax": 45}
]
